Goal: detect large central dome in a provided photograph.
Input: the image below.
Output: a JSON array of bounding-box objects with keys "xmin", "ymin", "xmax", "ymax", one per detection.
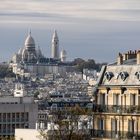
[{"xmin": 24, "ymin": 34, "xmax": 35, "ymax": 47}]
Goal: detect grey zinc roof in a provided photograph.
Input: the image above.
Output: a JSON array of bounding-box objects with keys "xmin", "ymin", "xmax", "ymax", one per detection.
[
  {"xmin": 109, "ymin": 58, "xmax": 136, "ymax": 66},
  {"xmin": 101, "ymin": 65, "xmax": 140, "ymax": 86},
  {"xmin": 123, "ymin": 58, "xmax": 136, "ymax": 65}
]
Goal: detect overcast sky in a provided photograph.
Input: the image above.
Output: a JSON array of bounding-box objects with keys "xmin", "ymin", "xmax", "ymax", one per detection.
[{"xmin": 1, "ymin": 0, "xmax": 140, "ymax": 63}]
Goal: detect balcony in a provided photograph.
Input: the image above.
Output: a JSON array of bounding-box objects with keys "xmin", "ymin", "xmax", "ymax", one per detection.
[
  {"xmin": 94, "ymin": 105, "xmax": 140, "ymax": 114},
  {"xmin": 92, "ymin": 130, "xmax": 140, "ymax": 139}
]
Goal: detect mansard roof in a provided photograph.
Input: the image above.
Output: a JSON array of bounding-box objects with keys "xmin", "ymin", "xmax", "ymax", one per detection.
[{"xmin": 100, "ymin": 64, "xmax": 140, "ymax": 86}]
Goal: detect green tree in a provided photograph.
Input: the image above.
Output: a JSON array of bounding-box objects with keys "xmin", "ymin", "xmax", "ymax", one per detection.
[
  {"xmin": 72, "ymin": 58, "xmax": 107, "ymax": 72},
  {"xmin": 0, "ymin": 64, "xmax": 15, "ymax": 78}
]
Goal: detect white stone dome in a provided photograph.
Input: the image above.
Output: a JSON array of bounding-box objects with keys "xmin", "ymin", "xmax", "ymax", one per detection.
[
  {"xmin": 24, "ymin": 34, "xmax": 35, "ymax": 47},
  {"xmin": 18, "ymin": 48, "xmax": 23, "ymax": 55},
  {"xmin": 36, "ymin": 46, "xmax": 43, "ymax": 58},
  {"xmin": 61, "ymin": 49, "xmax": 67, "ymax": 57},
  {"xmin": 60, "ymin": 49, "xmax": 67, "ymax": 62}
]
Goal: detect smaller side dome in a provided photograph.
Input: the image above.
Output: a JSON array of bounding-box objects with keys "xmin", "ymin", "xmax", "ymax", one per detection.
[
  {"xmin": 60, "ymin": 49, "xmax": 67, "ymax": 62},
  {"xmin": 22, "ymin": 48, "xmax": 28, "ymax": 61},
  {"xmin": 36, "ymin": 46, "xmax": 43, "ymax": 58},
  {"xmin": 18, "ymin": 48, "xmax": 23, "ymax": 55},
  {"xmin": 61, "ymin": 49, "xmax": 66, "ymax": 55}
]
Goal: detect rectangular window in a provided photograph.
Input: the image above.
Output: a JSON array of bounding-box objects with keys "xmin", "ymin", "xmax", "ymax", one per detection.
[
  {"xmin": 131, "ymin": 94, "xmax": 136, "ymax": 105},
  {"xmin": 3, "ymin": 113, "xmax": 6, "ymax": 122},
  {"xmin": 111, "ymin": 118, "xmax": 117, "ymax": 134},
  {"xmin": 113, "ymin": 94, "xmax": 119, "ymax": 105},
  {"xmin": 25, "ymin": 113, "xmax": 29, "ymax": 121},
  {"xmin": 133, "ymin": 94, "xmax": 136, "ymax": 105},
  {"xmin": 98, "ymin": 118, "xmax": 104, "ymax": 130},
  {"xmin": 100, "ymin": 119, "xmax": 104, "ymax": 130},
  {"xmin": 100, "ymin": 94, "xmax": 105, "ymax": 105},
  {"xmin": 128, "ymin": 120, "xmax": 134, "ymax": 133}
]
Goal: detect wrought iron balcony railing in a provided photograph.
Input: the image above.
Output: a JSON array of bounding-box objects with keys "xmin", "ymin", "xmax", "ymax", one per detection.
[
  {"xmin": 93, "ymin": 105, "xmax": 140, "ymax": 114},
  {"xmin": 93, "ymin": 130, "xmax": 140, "ymax": 139}
]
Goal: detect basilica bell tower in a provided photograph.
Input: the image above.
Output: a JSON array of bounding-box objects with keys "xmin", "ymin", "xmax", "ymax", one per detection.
[{"xmin": 51, "ymin": 30, "xmax": 59, "ymax": 59}]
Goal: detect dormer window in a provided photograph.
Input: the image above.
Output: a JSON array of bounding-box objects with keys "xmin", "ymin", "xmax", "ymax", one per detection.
[
  {"xmin": 135, "ymin": 72, "xmax": 140, "ymax": 81},
  {"xmin": 118, "ymin": 72, "xmax": 129, "ymax": 81},
  {"xmin": 105, "ymin": 72, "xmax": 114, "ymax": 81}
]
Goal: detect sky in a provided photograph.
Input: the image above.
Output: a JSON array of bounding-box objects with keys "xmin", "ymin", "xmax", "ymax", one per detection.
[{"xmin": 1, "ymin": 0, "xmax": 140, "ymax": 63}]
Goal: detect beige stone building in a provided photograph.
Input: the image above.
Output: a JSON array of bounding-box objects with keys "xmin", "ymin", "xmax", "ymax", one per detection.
[{"xmin": 93, "ymin": 50, "xmax": 140, "ymax": 139}]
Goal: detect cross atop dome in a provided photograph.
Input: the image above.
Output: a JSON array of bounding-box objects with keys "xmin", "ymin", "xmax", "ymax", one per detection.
[{"xmin": 29, "ymin": 29, "xmax": 31, "ymax": 36}]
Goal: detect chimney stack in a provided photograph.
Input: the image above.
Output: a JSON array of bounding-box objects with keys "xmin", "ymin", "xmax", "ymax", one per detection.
[
  {"xmin": 117, "ymin": 53, "xmax": 123, "ymax": 65},
  {"xmin": 137, "ymin": 50, "xmax": 140, "ymax": 64}
]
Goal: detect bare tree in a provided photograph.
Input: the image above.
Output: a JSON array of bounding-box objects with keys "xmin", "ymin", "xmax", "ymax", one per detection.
[{"xmin": 38, "ymin": 105, "xmax": 93, "ymax": 140}]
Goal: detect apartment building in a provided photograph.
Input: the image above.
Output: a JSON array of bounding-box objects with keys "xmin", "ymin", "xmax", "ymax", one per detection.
[
  {"xmin": 0, "ymin": 102, "xmax": 38, "ymax": 137},
  {"xmin": 93, "ymin": 50, "xmax": 140, "ymax": 139},
  {"xmin": 0, "ymin": 83, "xmax": 38, "ymax": 138}
]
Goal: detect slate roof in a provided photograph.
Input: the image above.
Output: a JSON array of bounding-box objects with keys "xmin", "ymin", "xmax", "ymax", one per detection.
[{"xmin": 101, "ymin": 63, "xmax": 140, "ymax": 86}]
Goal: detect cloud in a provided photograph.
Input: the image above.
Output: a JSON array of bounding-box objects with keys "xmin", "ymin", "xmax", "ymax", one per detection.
[
  {"xmin": 0, "ymin": 0, "xmax": 140, "ymax": 24},
  {"xmin": 0, "ymin": 0, "xmax": 140, "ymax": 62},
  {"xmin": 0, "ymin": 12, "xmax": 67, "ymax": 19}
]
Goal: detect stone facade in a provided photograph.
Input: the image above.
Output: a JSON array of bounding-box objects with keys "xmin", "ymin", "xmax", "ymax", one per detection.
[
  {"xmin": 93, "ymin": 50, "xmax": 140, "ymax": 139},
  {"xmin": 0, "ymin": 96, "xmax": 38, "ymax": 138}
]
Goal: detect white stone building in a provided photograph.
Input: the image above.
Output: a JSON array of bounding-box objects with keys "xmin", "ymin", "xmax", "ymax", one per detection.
[{"xmin": 10, "ymin": 30, "xmax": 72, "ymax": 77}]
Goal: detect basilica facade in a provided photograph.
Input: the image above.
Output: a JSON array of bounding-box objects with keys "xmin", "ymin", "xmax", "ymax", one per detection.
[{"xmin": 10, "ymin": 30, "xmax": 71, "ymax": 77}]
